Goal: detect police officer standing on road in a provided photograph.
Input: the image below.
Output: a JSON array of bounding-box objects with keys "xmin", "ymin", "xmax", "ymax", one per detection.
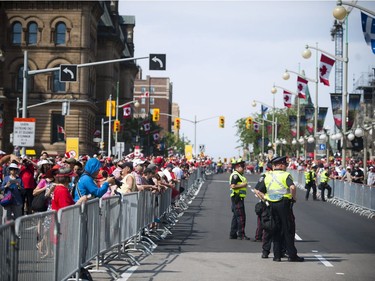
[
  {"xmin": 318, "ymin": 166, "xmax": 332, "ymax": 202},
  {"xmin": 304, "ymin": 164, "xmax": 317, "ymax": 201},
  {"xmin": 255, "ymin": 156, "xmax": 304, "ymax": 262},
  {"xmin": 229, "ymin": 159, "xmax": 251, "ymax": 240}
]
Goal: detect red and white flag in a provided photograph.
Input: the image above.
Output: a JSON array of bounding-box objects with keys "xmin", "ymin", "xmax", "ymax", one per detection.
[
  {"xmin": 283, "ymin": 90, "xmax": 292, "ymax": 108},
  {"xmin": 297, "ymin": 76, "xmax": 308, "ymax": 99},
  {"xmin": 152, "ymin": 131, "xmax": 160, "ymax": 142},
  {"xmin": 253, "ymin": 122, "xmax": 260, "ymax": 133},
  {"xmin": 143, "ymin": 121, "xmax": 150, "ymax": 133},
  {"xmin": 319, "ymin": 54, "xmax": 335, "ymax": 86},
  {"xmin": 123, "ymin": 104, "xmax": 131, "ymax": 118},
  {"xmin": 57, "ymin": 125, "xmax": 65, "ymax": 134},
  {"xmin": 142, "ymin": 91, "xmax": 149, "ymax": 98}
]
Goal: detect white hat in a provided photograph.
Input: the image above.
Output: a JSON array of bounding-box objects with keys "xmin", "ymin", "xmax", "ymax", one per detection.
[
  {"xmin": 8, "ymin": 163, "xmax": 19, "ymax": 169},
  {"xmin": 0, "ymin": 150, "xmax": 6, "ymax": 155},
  {"xmin": 133, "ymin": 158, "xmax": 145, "ymax": 166},
  {"xmin": 38, "ymin": 159, "xmax": 52, "ymax": 166}
]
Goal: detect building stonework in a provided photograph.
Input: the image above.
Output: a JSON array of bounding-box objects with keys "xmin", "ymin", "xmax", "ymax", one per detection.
[{"xmin": 0, "ymin": 1, "xmax": 137, "ymax": 156}]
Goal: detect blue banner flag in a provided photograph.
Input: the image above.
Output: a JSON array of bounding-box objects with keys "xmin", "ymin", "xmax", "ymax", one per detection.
[
  {"xmin": 261, "ymin": 105, "xmax": 268, "ymax": 120},
  {"xmin": 361, "ymin": 12, "xmax": 375, "ymax": 54}
]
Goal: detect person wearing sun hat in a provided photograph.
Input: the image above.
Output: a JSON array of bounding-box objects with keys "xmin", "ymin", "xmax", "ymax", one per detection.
[{"xmin": 1, "ymin": 162, "xmax": 24, "ymax": 221}]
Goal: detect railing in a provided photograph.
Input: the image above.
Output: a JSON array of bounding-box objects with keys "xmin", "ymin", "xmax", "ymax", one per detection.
[
  {"xmin": 0, "ymin": 168, "xmax": 205, "ymax": 281},
  {"xmin": 289, "ymin": 169, "xmax": 375, "ymax": 219}
]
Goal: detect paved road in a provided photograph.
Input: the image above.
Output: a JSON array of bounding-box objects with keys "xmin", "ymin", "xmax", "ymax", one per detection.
[{"xmin": 93, "ymin": 172, "xmax": 375, "ymax": 281}]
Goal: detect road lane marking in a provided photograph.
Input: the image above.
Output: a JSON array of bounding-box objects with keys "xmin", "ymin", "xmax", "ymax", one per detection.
[
  {"xmin": 315, "ymin": 255, "xmax": 334, "ymax": 267},
  {"xmin": 295, "ymin": 233, "xmax": 302, "ymax": 241},
  {"xmin": 118, "ymin": 265, "xmax": 139, "ymax": 280}
]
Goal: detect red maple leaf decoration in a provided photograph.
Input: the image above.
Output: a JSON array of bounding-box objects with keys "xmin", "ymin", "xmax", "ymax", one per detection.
[
  {"xmin": 297, "ymin": 83, "xmax": 303, "ymax": 92},
  {"xmin": 320, "ymin": 64, "xmax": 328, "ymax": 76},
  {"xmin": 284, "ymin": 95, "xmax": 290, "ymax": 102}
]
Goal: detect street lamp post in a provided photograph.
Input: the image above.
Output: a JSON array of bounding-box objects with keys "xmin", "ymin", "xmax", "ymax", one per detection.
[
  {"xmin": 252, "ymin": 100, "xmax": 276, "ymax": 147},
  {"xmin": 282, "ymin": 64, "xmax": 319, "ymax": 162},
  {"xmin": 302, "ymin": 44, "xmax": 347, "ymax": 166},
  {"xmin": 271, "ymin": 85, "xmax": 300, "ymax": 158}
]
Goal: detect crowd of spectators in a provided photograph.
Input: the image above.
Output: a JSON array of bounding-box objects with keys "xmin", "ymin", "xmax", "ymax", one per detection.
[{"xmin": 0, "ymin": 150, "xmax": 204, "ymax": 223}]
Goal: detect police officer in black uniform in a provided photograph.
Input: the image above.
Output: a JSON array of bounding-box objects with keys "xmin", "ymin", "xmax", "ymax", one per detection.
[
  {"xmin": 229, "ymin": 159, "xmax": 250, "ymax": 240},
  {"xmin": 255, "ymin": 156, "xmax": 304, "ymax": 262}
]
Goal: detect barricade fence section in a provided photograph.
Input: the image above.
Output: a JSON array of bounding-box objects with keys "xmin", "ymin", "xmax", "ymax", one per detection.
[
  {"xmin": 0, "ymin": 168, "xmax": 205, "ymax": 281},
  {"xmin": 289, "ymin": 169, "xmax": 375, "ymax": 218}
]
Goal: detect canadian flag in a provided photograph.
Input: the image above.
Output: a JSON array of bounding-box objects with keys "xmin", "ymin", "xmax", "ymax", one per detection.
[
  {"xmin": 297, "ymin": 76, "xmax": 308, "ymax": 99},
  {"xmin": 152, "ymin": 131, "xmax": 160, "ymax": 141},
  {"xmin": 57, "ymin": 125, "xmax": 65, "ymax": 134},
  {"xmin": 283, "ymin": 90, "xmax": 292, "ymax": 108},
  {"xmin": 319, "ymin": 54, "xmax": 335, "ymax": 86},
  {"xmin": 142, "ymin": 91, "xmax": 149, "ymax": 98},
  {"xmin": 143, "ymin": 121, "xmax": 150, "ymax": 133},
  {"xmin": 253, "ymin": 122, "xmax": 260, "ymax": 133},
  {"xmin": 123, "ymin": 104, "xmax": 131, "ymax": 118}
]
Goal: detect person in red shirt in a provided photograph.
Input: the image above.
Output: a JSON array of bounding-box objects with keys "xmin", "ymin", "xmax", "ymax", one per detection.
[
  {"xmin": 19, "ymin": 156, "xmax": 38, "ymax": 215},
  {"xmin": 51, "ymin": 167, "xmax": 87, "ymax": 211}
]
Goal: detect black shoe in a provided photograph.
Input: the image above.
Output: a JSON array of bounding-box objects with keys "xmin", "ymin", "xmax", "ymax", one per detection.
[
  {"xmin": 261, "ymin": 253, "xmax": 269, "ymax": 259},
  {"xmin": 273, "ymin": 257, "xmax": 281, "ymax": 262},
  {"xmin": 288, "ymin": 256, "xmax": 304, "ymax": 262},
  {"xmin": 281, "ymin": 253, "xmax": 289, "ymax": 258},
  {"xmin": 229, "ymin": 235, "xmax": 237, "ymax": 239},
  {"xmin": 238, "ymin": 236, "xmax": 251, "ymax": 240}
]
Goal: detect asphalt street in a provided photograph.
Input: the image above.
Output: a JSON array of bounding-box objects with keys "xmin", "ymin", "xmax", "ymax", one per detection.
[{"xmin": 94, "ymin": 172, "xmax": 375, "ymax": 281}]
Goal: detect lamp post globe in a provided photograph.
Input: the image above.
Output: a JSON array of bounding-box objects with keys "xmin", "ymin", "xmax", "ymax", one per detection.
[
  {"xmin": 282, "ymin": 139, "xmax": 287, "ymax": 145},
  {"xmin": 302, "ymin": 48, "xmax": 312, "ymax": 59},
  {"xmin": 282, "ymin": 71, "xmax": 290, "ymax": 80},
  {"xmin": 292, "ymin": 138, "xmax": 297, "ymax": 145},
  {"xmin": 271, "ymin": 87, "xmax": 277, "ymax": 94},
  {"xmin": 347, "ymin": 132, "xmax": 355, "ymax": 141},
  {"xmin": 308, "ymin": 136, "xmax": 315, "ymax": 143},
  {"xmin": 354, "ymin": 127, "xmax": 364, "ymax": 138},
  {"xmin": 134, "ymin": 101, "xmax": 140, "ymax": 108},
  {"xmin": 252, "ymin": 101, "xmax": 257, "ymax": 107},
  {"xmin": 333, "ymin": 5, "xmax": 347, "ymax": 21},
  {"xmin": 319, "ymin": 133, "xmax": 327, "ymax": 141}
]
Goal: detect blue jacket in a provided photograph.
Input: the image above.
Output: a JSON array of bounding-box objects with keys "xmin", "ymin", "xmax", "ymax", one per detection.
[
  {"xmin": 74, "ymin": 158, "xmax": 109, "ymax": 202},
  {"xmin": 1, "ymin": 176, "xmax": 24, "ymax": 206}
]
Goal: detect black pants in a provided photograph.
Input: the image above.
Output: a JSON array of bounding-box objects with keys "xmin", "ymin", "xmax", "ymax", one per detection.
[
  {"xmin": 305, "ymin": 182, "xmax": 317, "ymax": 200},
  {"xmin": 230, "ymin": 196, "xmax": 246, "ymax": 238},
  {"xmin": 21, "ymin": 188, "xmax": 34, "ymax": 215},
  {"xmin": 319, "ymin": 182, "xmax": 332, "ymax": 201},
  {"xmin": 269, "ymin": 199, "xmax": 298, "ymax": 259}
]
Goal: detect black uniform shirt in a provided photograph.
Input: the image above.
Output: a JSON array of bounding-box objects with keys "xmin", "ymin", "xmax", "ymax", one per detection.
[{"xmin": 230, "ymin": 172, "xmax": 243, "ymax": 186}]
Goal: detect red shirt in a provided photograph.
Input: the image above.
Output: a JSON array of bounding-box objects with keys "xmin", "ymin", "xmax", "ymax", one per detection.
[
  {"xmin": 51, "ymin": 184, "xmax": 75, "ymax": 211},
  {"xmin": 19, "ymin": 163, "xmax": 36, "ymax": 189}
]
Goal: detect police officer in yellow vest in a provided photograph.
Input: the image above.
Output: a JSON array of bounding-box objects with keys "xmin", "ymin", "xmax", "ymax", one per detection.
[
  {"xmin": 304, "ymin": 164, "xmax": 317, "ymax": 201},
  {"xmin": 318, "ymin": 165, "xmax": 332, "ymax": 201},
  {"xmin": 255, "ymin": 156, "xmax": 304, "ymax": 262},
  {"xmin": 229, "ymin": 159, "xmax": 250, "ymax": 240}
]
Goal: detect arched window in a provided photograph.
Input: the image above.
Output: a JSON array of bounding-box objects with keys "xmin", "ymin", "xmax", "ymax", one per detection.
[
  {"xmin": 55, "ymin": 22, "xmax": 66, "ymax": 45},
  {"xmin": 12, "ymin": 22, "xmax": 22, "ymax": 45},
  {"xmin": 52, "ymin": 69, "xmax": 65, "ymax": 92},
  {"xmin": 27, "ymin": 22, "xmax": 38, "ymax": 45}
]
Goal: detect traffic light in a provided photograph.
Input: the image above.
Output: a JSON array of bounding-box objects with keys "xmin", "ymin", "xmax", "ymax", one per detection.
[
  {"xmin": 113, "ymin": 120, "xmax": 120, "ymax": 132},
  {"xmin": 174, "ymin": 117, "xmax": 181, "ymax": 130},
  {"xmin": 219, "ymin": 116, "xmax": 225, "ymax": 128},
  {"xmin": 246, "ymin": 117, "xmax": 253, "ymax": 129},
  {"xmin": 152, "ymin": 108, "xmax": 160, "ymax": 121}
]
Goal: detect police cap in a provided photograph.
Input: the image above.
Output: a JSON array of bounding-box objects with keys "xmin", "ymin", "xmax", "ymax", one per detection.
[
  {"xmin": 235, "ymin": 159, "xmax": 246, "ymax": 166},
  {"xmin": 271, "ymin": 156, "xmax": 287, "ymax": 165}
]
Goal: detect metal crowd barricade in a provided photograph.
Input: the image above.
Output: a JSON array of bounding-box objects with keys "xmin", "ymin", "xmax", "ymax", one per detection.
[
  {"xmin": 14, "ymin": 211, "xmax": 58, "ymax": 281},
  {"xmin": 0, "ymin": 168, "xmax": 206, "ymax": 281},
  {"xmin": 289, "ymin": 169, "xmax": 375, "ymax": 218},
  {"xmin": 0, "ymin": 221, "xmax": 16, "ymax": 281},
  {"xmin": 57, "ymin": 204, "xmax": 83, "ymax": 281}
]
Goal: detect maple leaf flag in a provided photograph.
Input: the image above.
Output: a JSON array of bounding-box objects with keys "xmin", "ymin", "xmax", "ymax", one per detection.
[
  {"xmin": 143, "ymin": 122, "xmax": 150, "ymax": 133},
  {"xmin": 361, "ymin": 12, "xmax": 375, "ymax": 54},
  {"xmin": 253, "ymin": 122, "xmax": 260, "ymax": 133},
  {"xmin": 123, "ymin": 104, "xmax": 131, "ymax": 118},
  {"xmin": 57, "ymin": 125, "xmax": 65, "ymax": 134},
  {"xmin": 142, "ymin": 91, "xmax": 149, "ymax": 98},
  {"xmin": 152, "ymin": 131, "xmax": 160, "ymax": 142},
  {"xmin": 283, "ymin": 90, "xmax": 292, "ymax": 108},
  {"xmin": 297, "ymin": 76, "xmax": 308, "ymax": 99},
  {"xmin": 319, "ymin": 54, "xmax": 335, "ymax": 86}
]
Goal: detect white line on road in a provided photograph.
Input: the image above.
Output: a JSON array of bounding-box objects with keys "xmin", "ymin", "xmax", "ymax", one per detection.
[
  {"xmin": 118, "ymin": 266, "xmax": 139, "ymax": 281},
  {"xmin": 295, "ymin": 233, "xmax": 302, "ymax": 241},
  {"xmin": 315, "ymin": 255, "xmax": 334, "ymax": 267}
]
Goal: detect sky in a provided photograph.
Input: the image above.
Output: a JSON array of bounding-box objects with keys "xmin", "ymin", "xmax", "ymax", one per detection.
[{"xmin": 119, "ymin": 0, "xmax": 375, "ymax": 161}]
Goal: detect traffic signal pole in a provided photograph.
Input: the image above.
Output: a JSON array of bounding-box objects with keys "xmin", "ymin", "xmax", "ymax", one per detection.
[{"xmin": 160, "ymin": 112, "xmax": 220, "ymax": 157}]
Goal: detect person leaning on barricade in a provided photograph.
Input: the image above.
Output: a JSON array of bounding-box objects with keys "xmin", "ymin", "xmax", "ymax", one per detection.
[
  {"xmin": 117, "ymin": 162, "xmax": 137, "ymax": 194},
  {"xmin": 255, "ymin": 156, "xmax": 304, "ymax": 262},
  {"xmin": 73, "ymin": 158, "xmax": 115, "ymax": 202}
]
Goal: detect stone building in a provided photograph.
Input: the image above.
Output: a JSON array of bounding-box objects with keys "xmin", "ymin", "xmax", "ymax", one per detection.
[{"xmin": 0, "ymin": 0, "xmax": 138, "ymax": 156}]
